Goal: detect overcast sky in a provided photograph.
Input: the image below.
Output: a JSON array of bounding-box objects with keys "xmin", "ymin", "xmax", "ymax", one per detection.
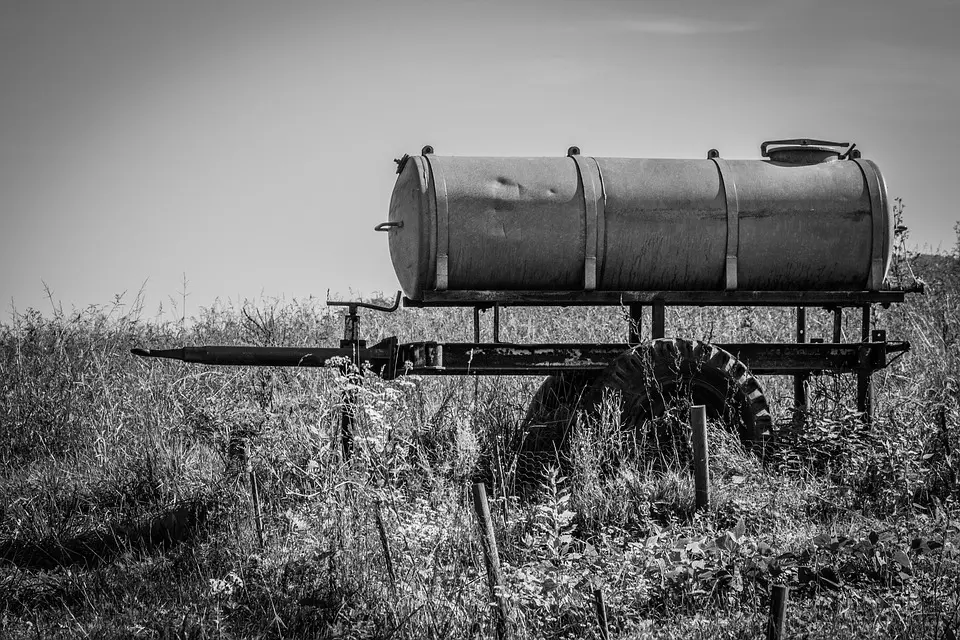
[{"xmin": 2, "ymin": 0, "xmax": 959, "ymax": 319}]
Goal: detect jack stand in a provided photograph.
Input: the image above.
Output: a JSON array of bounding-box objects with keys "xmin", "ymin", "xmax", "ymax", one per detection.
[{"xmin": 327, "ymin": 293, "xmax": 402, "ymax": 461}]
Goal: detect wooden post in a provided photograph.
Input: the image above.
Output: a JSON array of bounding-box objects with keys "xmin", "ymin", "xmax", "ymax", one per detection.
[
  {"xmin": 373, "ymin": 500, "xmax": 398, "ymax": 598},
  {"xmin": 472, "ymin": 483, "xmax": 513, "ymax": 640},
  {"xmin": 593, "ymin": 588, "xmax": 610, "ymax": 640},
  {"xmin": 245, "ymin": 440, "xmax": 265, "ymax": 549},
  {"xmin": 690, "ymin": 405, "xmax": 710, "ymax": 510},
  {"xmin": 766, "ymin": 585, "xmax": 789, "ymax": 640}
]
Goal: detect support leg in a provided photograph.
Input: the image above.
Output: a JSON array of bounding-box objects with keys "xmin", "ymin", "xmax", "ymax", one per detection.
[
  {"xmin": 339, "ymin": 306, "xmax": 364, "ymax": 461},
  {"xmin": 794, "ymin": 307, "xmax": 807, "ymax": 421},
  {"xmin": 628, "ymin": 303, "xmax": 643, "ymax": 345},
  {"xmin": 652, "ymin": 301, "xmax": 665, "ymax": 339},
  {"xmin": 857, "ymin": 305, "xmax": 873, "ymax": 424}
]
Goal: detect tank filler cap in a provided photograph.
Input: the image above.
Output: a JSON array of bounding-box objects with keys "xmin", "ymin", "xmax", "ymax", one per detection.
[{"xmin": 761, "ymin": 138, "xmax": 854, "ymax": 164}]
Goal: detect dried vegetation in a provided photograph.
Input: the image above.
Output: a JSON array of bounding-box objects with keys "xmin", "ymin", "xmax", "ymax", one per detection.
[{"xmin": 1, "ymin": 226, "xmax": 958, "ymax": 639}]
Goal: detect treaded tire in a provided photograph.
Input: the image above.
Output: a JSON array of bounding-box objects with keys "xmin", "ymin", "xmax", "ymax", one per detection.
[
  {"xmin": 522, "ymin": 371, "xmax": 600, "ymax": 452},
  {"xmin": 601, "ymin": 338, "xmax": 772, "ymax": 447},
  {"xmin": 520, "ymin": 339, "xmax": 772, "ymax": 461}
]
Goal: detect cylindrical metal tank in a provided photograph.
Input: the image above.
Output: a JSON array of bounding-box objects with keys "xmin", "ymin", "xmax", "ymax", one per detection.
[{"xmin": 383, "ymin": 140, "xmax": 891, "ymax": 300}]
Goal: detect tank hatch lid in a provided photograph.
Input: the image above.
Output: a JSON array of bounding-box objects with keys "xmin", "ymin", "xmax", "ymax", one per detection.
[{"xmin": 761, "ymin": 138, "xmax": 856, "ymax": 164}]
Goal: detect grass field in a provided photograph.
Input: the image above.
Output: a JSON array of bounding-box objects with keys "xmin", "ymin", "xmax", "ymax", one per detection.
[{"xmin": 1, "ymin": 247, "xmax": 958, "ymax": 639}]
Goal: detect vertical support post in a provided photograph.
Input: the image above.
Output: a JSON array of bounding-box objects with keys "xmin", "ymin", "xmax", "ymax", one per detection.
[
  {"xmin": 832, "ymin": 307, "xmax": 843, "ymax": 343},
  {"xmin": 473, "ymin": 306, "xmax": 481, "ymax": 343},
  {"xmin": 472, "ymin": 483, "xmax": 513, "ymax": 640},
  {"xmin": 857, "ymin": 305, "xmax": 874, "ymax": 424},
  {"xmin": 690, "ymin": 405, "xmax": 710, "ymax": 510},
  {"xmin": 628, "ymin": 303, "xmax": 643, "ymax": 345},
  {"xmin": 652, "ymin": 300, "xmax": 665, "ymax": 339},
  {"xmin": 794, "ymin": 307, "xmax": 807, "ymax": 419},
  {"xmin": 766, "ymin": 585, "xmax": 789, "ymax": 640},
  {"xmin": 493, "ymin": 304, "xmax": 501, "ymax": 343},
  {"xmin": 339, "ymin": 306, "xmax": 364, "ymax": 461}
]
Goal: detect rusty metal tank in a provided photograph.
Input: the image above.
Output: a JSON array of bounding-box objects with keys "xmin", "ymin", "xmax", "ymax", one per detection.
[{"xmin": 382, "ymin": 139, "xmax": 891, "ymax": 300}]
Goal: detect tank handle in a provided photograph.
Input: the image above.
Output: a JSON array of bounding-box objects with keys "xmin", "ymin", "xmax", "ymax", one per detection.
[
  {"xmin": 375, "ymin": 221, "xmax": 403, "ymax": 232},
  {"xmin": 761, "ymin": 138, "xmax": 849, "ymax": 158}
]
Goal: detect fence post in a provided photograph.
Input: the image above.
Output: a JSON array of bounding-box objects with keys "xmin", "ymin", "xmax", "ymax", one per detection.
[
  {"xmin": 471, "ymin": 483, "xmax": 513, "ymax": 640},
  {"xmin": 593, "ymin": 588, "xmax": 610, "ymax": 640},
  {"xmin": 767, "ymin": 585, "xmax": 789, "ymax": 639},
  {"xmin": 245, "ymin": 440, "xmax": 265, "ymax": 549},
  {"xmin": 690, "ymin": 405, "xmax": 710, "ymax": 510},
  {"xmin": 373, "ymin": 500, "xmax": 398, "ymax": 598}
]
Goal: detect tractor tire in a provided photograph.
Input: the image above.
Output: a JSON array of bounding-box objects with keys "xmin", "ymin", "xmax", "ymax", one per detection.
[
  {"xmin": 601, "ymin": 338, "xmax": 772, "ymax": 447},
  {"xmin": 519, "ymin": 339, "xmax": 771, "ymax": 464}
]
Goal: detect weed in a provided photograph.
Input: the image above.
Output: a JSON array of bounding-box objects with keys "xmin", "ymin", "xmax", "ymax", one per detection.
[{"xmin": 1, "ymin": 233, "xmax": 959, "ymax": 637}]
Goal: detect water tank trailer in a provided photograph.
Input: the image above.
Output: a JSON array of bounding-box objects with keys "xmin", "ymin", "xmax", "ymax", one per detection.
[{"xmin": 133, "ymin": 138, "xmax": 920, "ymax": 460}]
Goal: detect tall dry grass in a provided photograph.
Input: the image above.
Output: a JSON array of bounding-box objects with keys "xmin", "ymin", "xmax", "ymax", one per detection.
[{"xmin": 0, "ymin": 244, "xmax": 957, "ymax": 638}]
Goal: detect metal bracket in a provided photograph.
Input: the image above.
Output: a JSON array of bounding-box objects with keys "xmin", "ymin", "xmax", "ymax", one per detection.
[
  {"xmin": 409, "ymin": 342, "xmax": 443, "ymax": 370},
  {"xmin": 472, "ymin": 304, "xmax": 502, "ymax": 343}
]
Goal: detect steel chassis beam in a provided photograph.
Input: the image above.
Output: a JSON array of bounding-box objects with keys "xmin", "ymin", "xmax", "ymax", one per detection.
[
  {"xmin": 394, "ymin": 340, "xmax": 906, "ymax": 378},
  {"xmin": 134, "ymin": 338, "xmax": 908, "ymax": 380},
  {"xmin": 404, "ymin": 290, "xmax": 911, "ymax": 308},
  {"xmin": 134, "ymin": 287, "xmax": 921, "ymax": 429}
]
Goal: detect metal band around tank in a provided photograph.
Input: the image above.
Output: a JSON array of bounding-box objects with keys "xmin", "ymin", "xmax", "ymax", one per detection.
[
  {"xmin": 424, "ymin": 155, "xmax": 450, "ymax": 291},
  {"xmin": 853, "ymin": 159, "xmax": 887, "ymax": 291},
  {"xmin": 710, "ymin": 158, "xmax": 739, "ymax": 290},
  {"xmin": 571, "ymin": 155, "xmax": 603, "ymax": 291},
  {"xmin": 595, "ymin": 159, "xmax": 607, "ymax": 286}
]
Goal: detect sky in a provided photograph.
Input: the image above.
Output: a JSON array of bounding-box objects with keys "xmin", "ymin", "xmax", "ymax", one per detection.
[{"xmin": 2, "ymin": 0, "xmax": 959, "ymax": 319}]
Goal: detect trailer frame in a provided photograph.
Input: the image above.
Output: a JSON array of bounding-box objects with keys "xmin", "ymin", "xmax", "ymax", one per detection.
[{"xmin": 134, "ymin": 287, "xmax": 918, "ymax": 429}]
